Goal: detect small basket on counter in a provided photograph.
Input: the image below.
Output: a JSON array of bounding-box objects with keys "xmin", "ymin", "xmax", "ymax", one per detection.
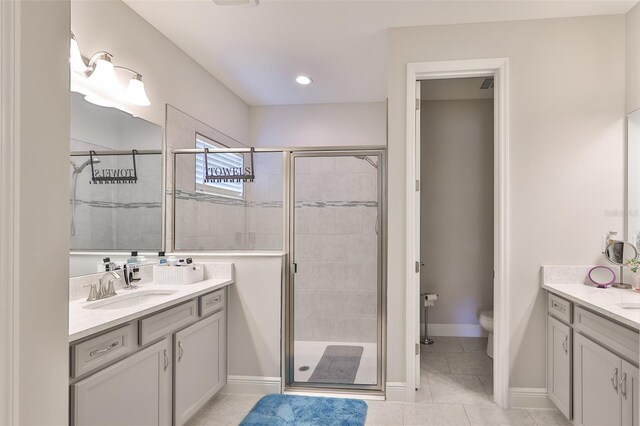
[{"xmin": 153, "ymin": 264, "xmax": 204, "ymax": 285}]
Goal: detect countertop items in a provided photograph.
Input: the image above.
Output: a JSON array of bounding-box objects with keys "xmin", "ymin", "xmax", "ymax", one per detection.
[
  {"xmin": 541, "ymin": 266, "xmax": 640, "ymax": 330},
  {"xmin": 69, "ymin": 277, "xmax": 233, "ymax": 342}
]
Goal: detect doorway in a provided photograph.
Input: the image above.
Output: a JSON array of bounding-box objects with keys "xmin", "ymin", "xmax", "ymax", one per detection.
[
  {"xmin": 406, "ymin": 58, "xmax": 510, "ymax": 407},
  {"xmin": 285, "ymin": 150, "xmax": 386, "ymax": 394},
  {"xmin": 416, "ymin": 77, "xmax": 495, "ymax": 402}
]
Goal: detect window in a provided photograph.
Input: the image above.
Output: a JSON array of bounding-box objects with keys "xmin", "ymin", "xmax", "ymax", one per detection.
[{"xmin": 195, "ymin": 134, "xmax": 244, "ymax": 199}]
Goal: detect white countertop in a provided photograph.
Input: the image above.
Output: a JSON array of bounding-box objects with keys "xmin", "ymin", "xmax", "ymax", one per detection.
[
  {"xmin": 69, "ymin": 278, "xmax": 233, "ymax": 342},
  {"xmin": 542, "ymin": 282, "xmax": 640, "ymax": 330}
]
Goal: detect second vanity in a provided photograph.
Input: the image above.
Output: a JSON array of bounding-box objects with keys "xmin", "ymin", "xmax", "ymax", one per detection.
[
  {"xmin": 542, "ymin": 266, "xmax": 640, "ymax": 426},
  {"xmin": 68, "ymin": 263, "xmax": 234, "ymax": 426}
]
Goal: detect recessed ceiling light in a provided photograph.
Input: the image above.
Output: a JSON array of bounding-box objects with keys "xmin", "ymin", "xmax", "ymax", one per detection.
[{"xmin": 296, "ymin": 75, "xmax": 312, "ymax": 85}]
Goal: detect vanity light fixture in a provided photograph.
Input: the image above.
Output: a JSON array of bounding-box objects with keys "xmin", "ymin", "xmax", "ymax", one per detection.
[
  {"xmin": 70, "ymin": 33, "xmax": 151, "ymax": 109},
  {"xmin": 295, "ymin": 75, "xmax": 312, "ymax": 85}
]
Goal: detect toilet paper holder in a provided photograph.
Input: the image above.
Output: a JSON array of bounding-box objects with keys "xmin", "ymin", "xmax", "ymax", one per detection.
[{"xmin": 421, "ymin": 293, "xmax": 438, "ymax": 345}]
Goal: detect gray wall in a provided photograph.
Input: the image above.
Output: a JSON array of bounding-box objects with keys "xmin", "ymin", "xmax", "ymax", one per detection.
[
  {"xmin": 168, "ymin": 106, "xmax": 284, "ymax": 252},
  {"xmin": 627, "ymin": 2, "xmax": 640, "ymax": 114},
  {"xmin": 71, "ymin": 0, "xmax": 249, "ymax": 142},
  {"xmin": 420, "ymin": 99, "xmax": 494, "ymax": 327},
  {"xmin": 293, "ymin": 156, "xmax": 379, "ymax": 343},
  {"xmin": 250, "ymin": 102, "xmax": 386, "ymax": 147},
  {"xmin": 17, "ymin": 1, "xmax": 71, "ymax": 423},
  {"xmin": 387, "ymin": 15, "xmax": 626, "ymax": 388}
]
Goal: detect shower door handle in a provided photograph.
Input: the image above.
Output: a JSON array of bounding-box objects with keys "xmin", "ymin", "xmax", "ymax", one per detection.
[{"xmin": 292, "ymin": 263, "xmax": 297, "ymax": 273}]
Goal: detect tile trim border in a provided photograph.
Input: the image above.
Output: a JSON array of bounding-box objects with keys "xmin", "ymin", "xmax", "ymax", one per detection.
[{"xmin": 509, "ymin": 387, "xmax": 554, "ymax": 409}]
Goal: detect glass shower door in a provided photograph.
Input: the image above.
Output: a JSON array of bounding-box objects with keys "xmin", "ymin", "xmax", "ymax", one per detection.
[{"xmin": 288, "ymin": 151, "xmax": 384, "ymax": 391}]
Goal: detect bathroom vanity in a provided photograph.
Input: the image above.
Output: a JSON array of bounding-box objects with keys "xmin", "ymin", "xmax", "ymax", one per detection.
[
  {"xmin": 542, "ymin": 267, "xmax": 640, "ymax": 426},
  {"xmin": 68, "ymin": 267, "xmax": 233, "ymax": 426}
]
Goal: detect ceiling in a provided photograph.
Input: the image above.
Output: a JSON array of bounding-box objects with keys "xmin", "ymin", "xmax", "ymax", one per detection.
[{"xmin": 124, "ymin": 0, "xmax": 637, "ymax": 106}]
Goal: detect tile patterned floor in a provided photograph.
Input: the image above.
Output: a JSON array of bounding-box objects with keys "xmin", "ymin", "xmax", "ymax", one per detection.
[{"xmin": 186, "ymin": 337, "xmax": 571, "ymax": 426}]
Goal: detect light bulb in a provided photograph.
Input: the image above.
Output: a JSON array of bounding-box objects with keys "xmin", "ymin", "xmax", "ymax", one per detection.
[
  {"xmin": 125, "ymin": 76, "xmax": 151, "ymax": 106},
  {"xmin": 69, "ymin": 35, "xmax": 87, "ymax": 74},
  {"xmin": 87, "ymin": 55, "xmax": 122, "ymax": 96}
]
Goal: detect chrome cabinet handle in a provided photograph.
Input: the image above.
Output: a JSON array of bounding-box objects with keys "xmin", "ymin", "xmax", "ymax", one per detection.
[
  {"xmin": 89, "ymin": 341, "xmax": 119, "ymax": 357},
  {"xmin": 612, "ymin": 368, "xmax": 619, "ymax": 393},
  {"xmin": 562, "ymin": 336, "xmax": 568, "ymax": 354},
  {"xmin": 620, "ymin": 373, "xmax": 628, "ymax": 399},
  {"xmin": 552, "ymin": 301, "xmax": 566, "ymax": 313},
  {"xmin": 178, "ymin": 342, "xmax": 184, "ymax": 361},
  {"xmin": 206, "ymin": 296, "xmax": 221, "ymax": 306},
  {"xmin": 163, "ymin": 349, "xmax": 169, "ymax": 371}
]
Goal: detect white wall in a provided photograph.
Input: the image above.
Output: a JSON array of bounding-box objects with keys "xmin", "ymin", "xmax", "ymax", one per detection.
[
  {"xmin": 388, "ymin": 15, "xmax": 626, "ymax": 388},
  {"xmin": 186, "ymin": 255, "xmax": 283, "ymax": 382},
  {"xmin": 17, "ymin": 1, "xmax": 71, "ymax": 423},
  {"xmin": 420, "ymin": 99, "xmax": 494, "ymax": 328},
  {"xmin": 250, "ymin": 102, "xmax": 386, "ymax": 147},
  {"xmin": 627, "ymin": 2, "xmax": 640, "ymax": 114},
  {"xmin": 71, "ymin": 0, "xmax": 249, "ymax": 143}
]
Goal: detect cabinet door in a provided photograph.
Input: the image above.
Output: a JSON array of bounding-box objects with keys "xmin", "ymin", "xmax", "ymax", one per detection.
[
  {"xmin": 622, "ymin": 360, "xmax": 640, "ymax": 426},
  {"xmin": 574, "ymin": 333, "xmax": 621, "ymax": 426},
  {"xmin": 174, "ymin": 310, "xmax": 226, "ymax": 426},
  {"xmin": 547, "ymin": 315, "xmax": 572, "ymax": 418},
  {"xmin": 71, "ymin": 338, "xmax": 172, "ymax": 426}
]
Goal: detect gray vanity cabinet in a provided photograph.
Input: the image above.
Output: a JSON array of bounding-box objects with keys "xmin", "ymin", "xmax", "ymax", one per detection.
[
  {"xmin": 71, "ymin": 338, "xmax": 172, "ymax": 426},
  {"xmin": 547, "ymin": 315, "xmax": 571, "ymax": 418},
  {"xmin": 174, "ymin": 310, "xmax": 226, "ymax": 426},
  {"xmin": 546, "ymin": 291, "xmax": 640, "ymax": 426},
  {"xmin": 574, "ymin": 332, "xmax": 622, "ymax": 426},
  {"xmin": 622, "ymin": 359, "xmax": 639, "ymax": 426}
]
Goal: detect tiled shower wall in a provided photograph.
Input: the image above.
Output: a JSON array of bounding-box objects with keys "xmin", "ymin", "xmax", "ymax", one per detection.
[
  {"xmin": 169, "ymin": 106, "xmax": 283, "ymax": 251},
  {"xmin": 293, "ymin": 156, "xmax": 379, "ymax": 343},
  {"xmin": 70, "ymin": 154, "xmax": 163, "ymax": 250}
]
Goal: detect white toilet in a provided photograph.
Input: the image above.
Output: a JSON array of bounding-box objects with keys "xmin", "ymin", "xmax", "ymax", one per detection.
[{"xmin": 479, "ymin": 310, "xmax": 494, "ymax": 358}]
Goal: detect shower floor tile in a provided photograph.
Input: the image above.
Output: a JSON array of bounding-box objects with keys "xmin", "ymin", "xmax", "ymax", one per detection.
[{"xmin": 293, "ymin": 340, "xmax": 378, "ymax": 385}]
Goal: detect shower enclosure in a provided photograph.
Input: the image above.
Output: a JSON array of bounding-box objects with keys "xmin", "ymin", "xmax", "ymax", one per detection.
[
  {"xmin": 171, "ymin": 146, "xmax": 386, "ymax": 394},
  {"xmin": 286, "ymin": 150, "xmax": 386, "ymax": 393}
]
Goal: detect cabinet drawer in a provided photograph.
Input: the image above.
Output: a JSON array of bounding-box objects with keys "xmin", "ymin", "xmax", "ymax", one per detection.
[
  {"xmin": 139, "ymin": 300, "xmax": 198, "ymax": 346},
  {"xmin": 200, "ymin": 289, "xmax": 225, "ymax": 317},
  {"xmin": 574, "ymin": 306, "xmax": 639, "ymax": 364},
  {"xmin": 548, "ymin": 293, "xmax": 571, "ymax": 324},
  {"xmin": 71, "ymin": 323, "xmax": 137, "ymax": 378}
]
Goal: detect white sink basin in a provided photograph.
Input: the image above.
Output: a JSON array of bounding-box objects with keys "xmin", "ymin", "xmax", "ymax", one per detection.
[
  {"xmin": 616, "ymin": 303, "xmax": 640, "ymax": 309},
  {"xmin": 84, "ymin": 289, "xmax": 178, "ymax": 310}
]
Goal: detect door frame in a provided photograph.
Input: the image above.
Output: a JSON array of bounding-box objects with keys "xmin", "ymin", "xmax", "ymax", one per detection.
[
  {"xmin": 0, "ymin": 0, "xmax": 18, "ymax": 423},
  {"xmin": 284, "ymin": 149, "xmax": 387, "ymax": 395},
  {"xmin": 405, "ymin": 58, "xmax": 510, "ymax": 407}
]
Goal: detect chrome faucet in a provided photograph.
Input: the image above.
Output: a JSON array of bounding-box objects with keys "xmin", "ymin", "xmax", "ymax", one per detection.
[{"xmin": 98, "ymin": 271, "xmax": 120, "ymax": 299}]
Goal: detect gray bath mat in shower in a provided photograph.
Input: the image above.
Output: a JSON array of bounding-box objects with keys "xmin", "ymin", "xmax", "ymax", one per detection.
[{"xmin": 308, "ymin": 345, "xmax": 364, "ymax": 384}]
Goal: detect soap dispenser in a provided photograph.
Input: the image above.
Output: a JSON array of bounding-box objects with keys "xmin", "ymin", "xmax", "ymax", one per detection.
[
  {"xmin": 127, "ymin": 251, "xmax": 139, "ymax": 265},
  {"xmin": 158, "ymin": 251, "xmax": 167, "ymax": 266}
]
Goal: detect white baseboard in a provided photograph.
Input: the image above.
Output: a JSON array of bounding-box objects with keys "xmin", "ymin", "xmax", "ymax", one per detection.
[
  {"xmin": 223, "ymin": 375, "xmax": 281, "ymax": 395},
  {"xmin": 385, "ymin": 382, "xmax": 407, "ymax": 402},
  {"xmin": 421, "ymin": 323, "xmax": 488, "ymax": 338},
  {"xmin": 509, "ymin": 387, "xmax": 554, "ymax": 409}
]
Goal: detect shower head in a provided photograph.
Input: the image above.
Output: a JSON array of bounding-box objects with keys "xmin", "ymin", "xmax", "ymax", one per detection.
[
  {"xmin": 355, "ymin": 155, "xmax": 378, "ymax": 169},
  {"xmin": 71, "ymin": 157, "xmax": 101, "ymax": 174}
]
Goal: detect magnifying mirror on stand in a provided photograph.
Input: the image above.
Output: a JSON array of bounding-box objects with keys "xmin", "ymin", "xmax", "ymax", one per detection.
[{"xmin": 603, "ymin": 240, "xmax": 638, "ymax": 289}]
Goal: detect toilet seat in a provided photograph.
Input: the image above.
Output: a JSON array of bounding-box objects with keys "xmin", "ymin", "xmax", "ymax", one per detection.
[{"xmin": 479, "ymin": 310, "xmax": 493, "ymax": 331}]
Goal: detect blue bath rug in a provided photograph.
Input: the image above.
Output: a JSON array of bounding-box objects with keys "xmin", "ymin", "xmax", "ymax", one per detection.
[{"xmin": 240, "ymin": 394, "xmax": 368, "ymax": 426}]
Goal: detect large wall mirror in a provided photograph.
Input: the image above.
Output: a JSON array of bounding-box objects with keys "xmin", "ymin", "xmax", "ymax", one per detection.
[
  {"xmin": 70, "ymin": 93, "xmax": 163, "ymax": 276},
  {"xmin": 628, "ymin": 108, "xmax": 640, "ymax": 246}
]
